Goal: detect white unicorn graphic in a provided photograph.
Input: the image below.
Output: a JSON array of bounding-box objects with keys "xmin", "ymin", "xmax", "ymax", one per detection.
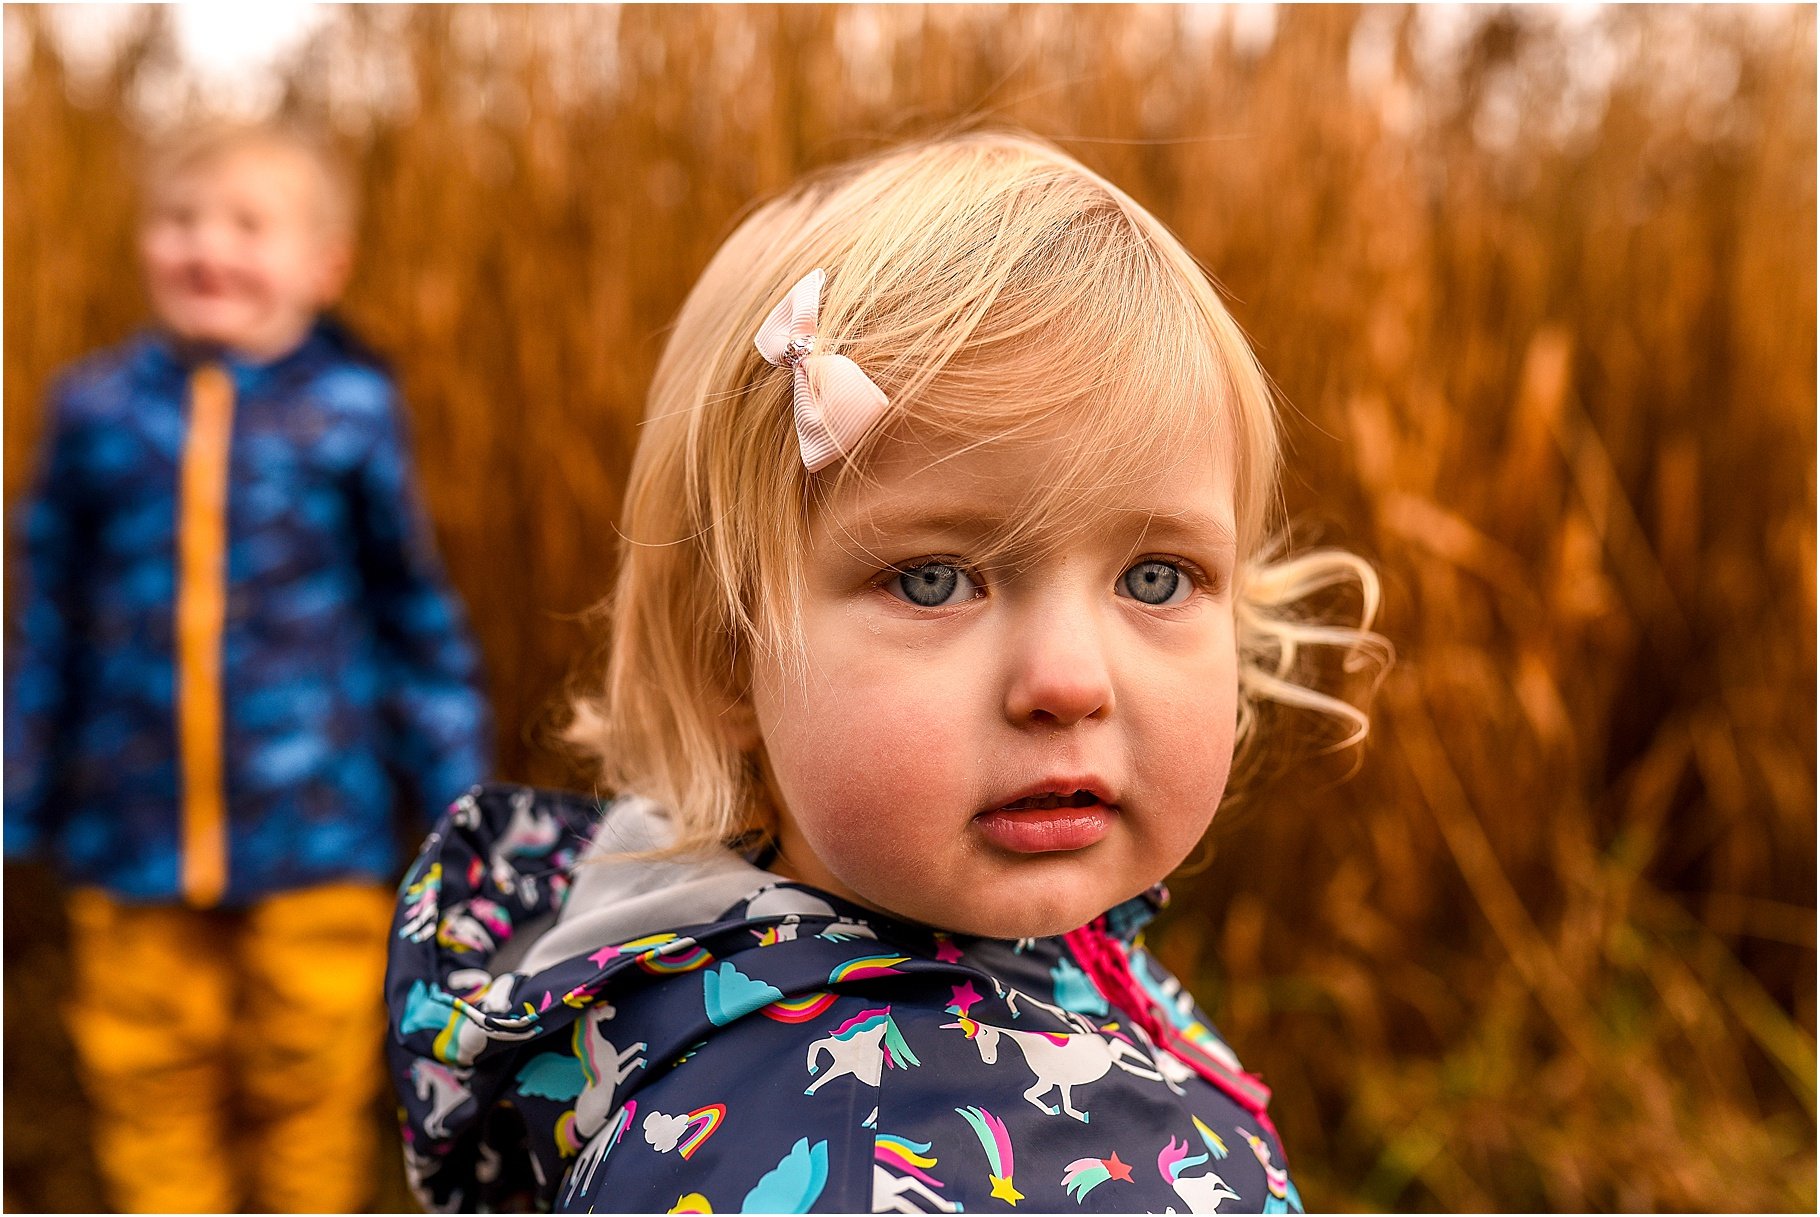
[
  {"xmin": 1150, "ymin": 1042, "xmax": 1194, "ymax": 1095},
  {"xmin": 564, "ymin": 1101, "xmax": 637, "ymax": 1208},
  {"xmin": 986, "ymin": 976, "xmax": 1099, "ymax": 1033},
  {"xmin": 805, "ymin": 1008, "xmax": 920, "ymax": 1095},
  {"xmin": 572, "ymin": 1007, "xmax": 648, "ymax": 1143},
  {"xmin": 436, "ymin": 896, "xmax": 511, "ymax": 955},
  {"xmin": 486, "ymin": 789, "xmax": 564, "ymax": 900},
  {"xmin": 1158, "ymin": 1135, "xmax": 1241, "ymax": 1212},
  {"xmin": 402, "ymin": 1142, "xmax": 443, "ymax": 1202},
  {"xmin": 745, "ymin": 889, "xmax": 879, "ymax": 941},
  {"xmin": 399, "ymin": 862, "xmax": 442, "ymax": 942},
  {"xmin": 411, "ymin": 1058, "xmax": 476, "ymax": 1139},
  {"xmin": 449, "ymin": 791, "xmax": 482, "ymax": 829},
  {"xmin": 1237, "ymin": 1125, "xmax": 1300, "ymax": 1212},
  {"xmin": 458, "ymin": 972, "xmax": 542, "ymax": 1062},
  {"xmin": 554, "ymin": 1007, "xmax": 649, "ymax": 1202},
  {"xmin": 943, "ymin": 1014, "xmax": 1163, "ymax": 1122}
]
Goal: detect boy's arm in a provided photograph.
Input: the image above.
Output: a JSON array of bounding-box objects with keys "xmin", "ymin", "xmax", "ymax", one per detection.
[
  {"xmin": 348, "ymin": 382, "xmax": 493, "ymax": 822},
  {"xmin": 5, "ymin": 385, "xmax": 89, "ymax": 858}
]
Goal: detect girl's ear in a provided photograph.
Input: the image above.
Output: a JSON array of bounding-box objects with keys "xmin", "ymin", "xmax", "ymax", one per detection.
[
  {"xmin": 716, "ymin": 642, "xmax": 763, "ymax": 753},
  {"xmin": 717, "ymin": 688, "xmax": 763, "ymax": 754}
]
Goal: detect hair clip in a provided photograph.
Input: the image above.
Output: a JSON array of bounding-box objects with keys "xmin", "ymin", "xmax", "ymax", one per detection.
[{"xmin": 754, "ymin": 268, "xmax": 890, "ymax": 472}]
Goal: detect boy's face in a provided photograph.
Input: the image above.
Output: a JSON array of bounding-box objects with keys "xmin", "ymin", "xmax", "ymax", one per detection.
[
  {"xmin": 140, "ymin": 144, "xmax": 348, "ymax": 363},
  {"xmin": 746, "ymin": 424, "xmax": 1241, "ymax": 939}
]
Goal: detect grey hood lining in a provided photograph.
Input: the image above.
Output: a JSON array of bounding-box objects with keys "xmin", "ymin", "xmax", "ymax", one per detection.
[{"xmin": 512, "ymin": 795, "xmax": 781, "ymax": 976}]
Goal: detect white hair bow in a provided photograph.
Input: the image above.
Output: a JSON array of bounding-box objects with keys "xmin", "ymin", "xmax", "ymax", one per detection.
[{"xmin": 753, "ymin": 268, "xmax": 890, "ymax": 472}]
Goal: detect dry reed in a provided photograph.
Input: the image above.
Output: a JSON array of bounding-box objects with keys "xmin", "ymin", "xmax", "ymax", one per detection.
[{"xmin": 4, "ymin": 6, "xmax": 1813, "ymax": 1212}]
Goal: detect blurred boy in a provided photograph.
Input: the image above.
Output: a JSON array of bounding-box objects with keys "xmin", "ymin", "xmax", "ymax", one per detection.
[{"xmin": 4, "ymin": 121, "xmax": 492, "ymax": 1212}]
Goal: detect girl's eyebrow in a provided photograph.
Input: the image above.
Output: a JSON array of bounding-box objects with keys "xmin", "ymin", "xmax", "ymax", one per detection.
[
  {"xmin": 836, "ymin": 505, "xmax": 1001, "ymax": 542},
  {"xmin": 1128, "ymin": 509, "xmax": 1239, "ymax": 555},
  {"xmin": 833, "ymin": 501, "xmax": 1238, "ymax": 555}
]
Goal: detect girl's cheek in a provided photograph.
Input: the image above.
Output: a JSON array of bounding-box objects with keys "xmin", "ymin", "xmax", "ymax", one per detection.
[
  {"xmin": 1139, "ymin": 660, "xmax": 1239, "ymax": 817},
  {"xmin": 766, "ymin": 666, "xmax": 978, "ymax": 862},
  {"xmin": 801, "ymin": 691, "xmax": 968, "ymax": 806}
]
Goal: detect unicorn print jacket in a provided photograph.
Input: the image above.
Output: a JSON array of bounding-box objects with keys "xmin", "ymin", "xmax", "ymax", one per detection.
[{"xmin": 386, "ymin": 785, "xmax": 1305, "ymax": 1214}]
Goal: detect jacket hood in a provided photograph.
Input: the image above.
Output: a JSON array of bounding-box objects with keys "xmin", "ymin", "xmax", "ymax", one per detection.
[{"xmin": 387, "ymin": 785, "xmax": 926, "ymax": 1206}]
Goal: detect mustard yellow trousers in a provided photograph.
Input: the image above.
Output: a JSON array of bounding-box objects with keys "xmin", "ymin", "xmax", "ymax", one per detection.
[{"xmin": 64, "ymin": 883, "xmax": 395, "ymax": 1213}]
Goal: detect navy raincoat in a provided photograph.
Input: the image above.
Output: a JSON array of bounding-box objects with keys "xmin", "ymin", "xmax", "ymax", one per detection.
[{"xmin": 386, "ymin": 785, "xmax": 1304, "ymax": 1213}]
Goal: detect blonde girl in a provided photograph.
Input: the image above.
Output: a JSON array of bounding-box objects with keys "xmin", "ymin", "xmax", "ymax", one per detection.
[{"xmin": 387, "ymin": 131, "xmax": 1379, "ymax": 1214}]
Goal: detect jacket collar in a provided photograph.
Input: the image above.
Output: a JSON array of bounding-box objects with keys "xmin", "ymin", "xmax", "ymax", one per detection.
[{"xmin": 130, "ymin": 316, "xmax": 350, "ymax": 393}]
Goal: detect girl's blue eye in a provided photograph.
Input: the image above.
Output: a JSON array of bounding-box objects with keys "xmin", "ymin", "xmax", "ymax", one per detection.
[
  {"xmin": 890, "ymin": 562, "xmax": 978, "ymax": 608},
  {"xmin": 1120, "ymin": 559, "xmax": 1190, "ymax": 606}
]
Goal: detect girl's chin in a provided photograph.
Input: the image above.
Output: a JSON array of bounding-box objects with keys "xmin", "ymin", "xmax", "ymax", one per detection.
[
  {"xmin": 944, "ymin": 911, "xmax": 1104, "ymax": 939},
  {"xmin": 869, "ymin": 883, "xmax": 1132, "ymax": 941},
  {"xmin": 796, "ymin": 839, "xmax": 1163, "ymax": 940}
]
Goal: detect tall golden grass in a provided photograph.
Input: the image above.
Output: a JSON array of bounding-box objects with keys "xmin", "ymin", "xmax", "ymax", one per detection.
[{"xmin": 5, "ymin": 6, "xmax": 1813, "ymax": 1212}]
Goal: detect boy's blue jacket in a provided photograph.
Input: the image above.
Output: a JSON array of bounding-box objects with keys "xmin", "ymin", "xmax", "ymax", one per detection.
[
  {"xmin": 386, "ymin": 785, "xmax": 1305, "ymax": 1213},
  {"xmin": 4, "ymin": 321, "xmax": 491, "ymax": 904}
]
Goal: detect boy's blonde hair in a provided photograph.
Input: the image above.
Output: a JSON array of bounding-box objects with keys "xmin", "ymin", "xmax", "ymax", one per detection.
[
  {"xmin": 568, "ymin": 132, "xmax": 1383, "ymax": 854},
  {"xmin": 141, "ymin": 118, "xmax": 357, "ymax": 240}
]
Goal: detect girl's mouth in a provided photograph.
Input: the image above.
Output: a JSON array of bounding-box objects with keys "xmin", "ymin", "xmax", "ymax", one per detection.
[
  {"xmin": 998, "ymin": 789, "xmax": 1103, "ymax": 812},
  {"xmin": 975, "ymin": 790, "xmax": 1117, "ymax": 853}
]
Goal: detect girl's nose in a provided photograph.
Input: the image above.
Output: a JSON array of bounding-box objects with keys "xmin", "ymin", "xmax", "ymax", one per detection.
[{"xmin": 1001, "ymin": 601, "xmax": 1116, "ymax": 727}]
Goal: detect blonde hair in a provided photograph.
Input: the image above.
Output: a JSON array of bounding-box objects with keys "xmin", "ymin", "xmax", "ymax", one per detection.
[
  {"xmin": 567, "ymin": 131, "xmax": 1386, "ymax": 854},
  {"xmin": 140, "ymin": 118, "xmax": 358, "ymax": 240}
]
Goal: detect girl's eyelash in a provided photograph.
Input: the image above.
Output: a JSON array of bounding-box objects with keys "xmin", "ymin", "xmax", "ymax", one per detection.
[
  {"xmin": 876, "ymin": 555, "xmax": 1221, "ymax": 598},
  {"xmin": 879, "ymin": 556, "xmax": 977, "ymax": 582},
  {"xmin": 876, "ymin": 557, "xmax": 985, "ymax": 610},
  {"xmin": 1119, "ymin": 555, "xmax": 1221, "ymax": 610},
  {"xmin": 1133, "ymin": 554, "xmax": 1219, "ymax": 593}
]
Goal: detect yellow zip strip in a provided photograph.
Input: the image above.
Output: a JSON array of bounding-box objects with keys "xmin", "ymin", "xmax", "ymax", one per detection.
[{"xmin": 176, "ymin": 363, "xmax": 233, "ymax": 908}]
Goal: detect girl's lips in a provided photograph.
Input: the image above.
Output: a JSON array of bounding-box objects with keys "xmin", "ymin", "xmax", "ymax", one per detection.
[{"xmin": 973, "ymin": 804, "xmax": 1116, "ymax": 853}]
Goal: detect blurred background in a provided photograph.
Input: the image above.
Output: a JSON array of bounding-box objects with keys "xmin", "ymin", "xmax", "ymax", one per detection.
[{"xmin": 4, "ymin": 3, "xmax": 1813, "ymax": 1212}]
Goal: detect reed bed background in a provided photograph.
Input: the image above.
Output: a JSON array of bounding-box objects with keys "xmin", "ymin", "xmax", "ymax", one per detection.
[{"xmin": 4, "ymin": 5, "xmax": 1813, "ymax": 1212}]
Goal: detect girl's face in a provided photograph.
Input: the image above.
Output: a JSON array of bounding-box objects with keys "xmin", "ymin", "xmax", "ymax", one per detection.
[{"xmin": 747, "ymin": 422, "xmax": 1240, "ymax": 938}]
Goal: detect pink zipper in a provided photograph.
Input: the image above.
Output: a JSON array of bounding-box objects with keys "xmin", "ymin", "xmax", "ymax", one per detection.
[{"xmin": 1062, "ymin": 920, "xmax": 1278, "ymax": 1136}]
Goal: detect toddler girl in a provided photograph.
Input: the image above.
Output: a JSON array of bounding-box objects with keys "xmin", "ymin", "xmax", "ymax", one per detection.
[{"xmin": 386, "ymin": 132, "xmax": 1378, "ymax": 1213}]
